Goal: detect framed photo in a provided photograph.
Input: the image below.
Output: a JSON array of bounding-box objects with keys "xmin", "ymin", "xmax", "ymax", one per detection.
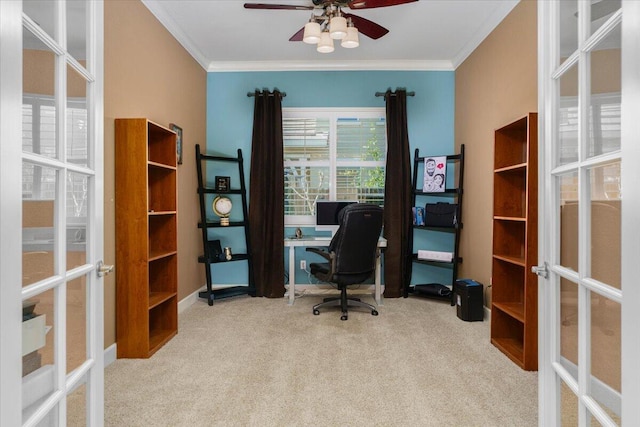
[
  {"xmin": 423, "ymin": 156, "xmax": 446, "ymax": 193},
  {"xmin": 170, "ymin": 123, "xmax": 183, "ymax": 165},
  {"xmin": 215, "ymin": 176, "xmax": 230, "ymax": 192}
]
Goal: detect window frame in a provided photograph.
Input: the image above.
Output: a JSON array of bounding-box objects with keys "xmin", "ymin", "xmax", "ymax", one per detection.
[{"xmin": 283, "ymin": 107, "xmax": 386, "ymax": 226}]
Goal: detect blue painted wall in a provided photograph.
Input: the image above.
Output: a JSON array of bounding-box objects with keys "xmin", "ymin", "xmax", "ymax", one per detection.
[{"xmin": 205, "ymin": 70, "xmax": 456, "ymax": 287}]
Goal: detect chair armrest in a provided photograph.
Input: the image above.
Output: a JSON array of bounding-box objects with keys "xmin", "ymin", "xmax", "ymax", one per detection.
[{"xmin": 305, "ymin": 247, "xmax": 333, "ymax": 262}]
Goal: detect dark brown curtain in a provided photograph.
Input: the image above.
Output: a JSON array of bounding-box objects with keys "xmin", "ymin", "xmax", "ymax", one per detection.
[
  {"xmin": 382, "ymin": 89, "xmax": 413, "ymax": 297},
  {"xmin": 249, "ymin": 89, "xmax": 285, "ymax": 298}
]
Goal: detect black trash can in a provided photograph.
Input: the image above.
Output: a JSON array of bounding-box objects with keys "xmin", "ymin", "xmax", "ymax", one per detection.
[{"xmin": 455, "ymin": 279, "xmax": 484, "ymax": 321}]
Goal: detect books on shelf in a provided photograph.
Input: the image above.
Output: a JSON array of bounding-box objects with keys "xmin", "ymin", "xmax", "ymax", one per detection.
[
  {"xmin": 412, "ymin": 207, "xmax": 425, "ymax": 225},
  {"xmin": 423, "ymin": 156, "xmax": 447, "ymax": 192}
]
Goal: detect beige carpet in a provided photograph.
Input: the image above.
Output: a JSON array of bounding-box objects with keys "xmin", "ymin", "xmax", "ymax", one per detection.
[{"xmin": 101, "ymin": 294, "xmax": 538, "ymax": 426}]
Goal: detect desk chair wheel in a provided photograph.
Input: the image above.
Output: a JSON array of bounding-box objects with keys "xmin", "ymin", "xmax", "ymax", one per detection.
[
  {"xmin": 313, "ymin": 309, "xmax": 320, "ymax": 315},
  {"xmin": 341, "ymin": 313, "xmax": 348, "ymax": 321},
  {"xmin": 372, "ymin": 309, "xmax": 379, "ymax": 316}
]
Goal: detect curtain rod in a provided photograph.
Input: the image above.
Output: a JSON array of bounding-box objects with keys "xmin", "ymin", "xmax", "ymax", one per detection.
[
  {"xmin": 247, "ymin": 90, "xmax": 287, "ymax": 98},
  {"xmin": 375, "ymin": 91, "xmax": 415, "ymax": 97}
]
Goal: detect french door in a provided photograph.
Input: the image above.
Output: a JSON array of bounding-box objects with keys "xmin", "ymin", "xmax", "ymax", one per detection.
[
  {"xmin": 0, "ymin": 0, "xmax": 105, "ymax": 425},
  {"xmin": 538, "ymin": 0, "xmax": 640, "ymax": 425}
]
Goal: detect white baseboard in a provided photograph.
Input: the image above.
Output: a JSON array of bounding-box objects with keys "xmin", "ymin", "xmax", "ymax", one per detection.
[
  {"xmin": 104, "ymin": 343, "xmax": 116, "ymax": 367},
  {"xmin": 178, "ymin": 286, "xmax": 206, "ymax": 313},
  {"xmin": 484, "ymin": 305, "xmax": 491, "ymax": 321}
]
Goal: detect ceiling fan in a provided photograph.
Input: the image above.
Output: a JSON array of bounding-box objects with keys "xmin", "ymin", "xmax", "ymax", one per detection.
[{"xmin": 244, "ymin": 0, "xmax": 417, "ymax": 53}]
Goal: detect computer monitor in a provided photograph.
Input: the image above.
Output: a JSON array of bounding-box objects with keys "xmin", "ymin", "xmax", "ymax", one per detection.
[{"xmin": 315, "ymin": 201, "xmax": 357, "ymax": 232}]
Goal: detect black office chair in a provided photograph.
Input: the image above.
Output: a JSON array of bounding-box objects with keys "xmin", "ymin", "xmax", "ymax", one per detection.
[{"xmin": 306, "ymin": 203, "xmax": 384, "ymax": 320}]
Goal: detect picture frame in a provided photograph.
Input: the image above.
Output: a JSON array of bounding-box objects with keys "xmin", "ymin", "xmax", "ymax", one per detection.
[
  {"xmin": 215, "ymin": 176, "xmax": 230, "ymax": 192},
  {"xmin": 170, "ymin": 123, "xmax": 183, "ymax": 165}
]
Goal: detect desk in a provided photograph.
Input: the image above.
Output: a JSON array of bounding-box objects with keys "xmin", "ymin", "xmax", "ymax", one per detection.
[{"xmin": 284, "ymin": 236, "xmax": 387, "ymax": 306}]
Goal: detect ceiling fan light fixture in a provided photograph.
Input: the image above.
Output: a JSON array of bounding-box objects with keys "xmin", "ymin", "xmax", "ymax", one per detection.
[
  {"xmin": 329, "ymin": 15, "xmax": 348, "ymax": 39},
  {"xmin": 303, "ymin": 20, "xmax": 321, "ymax": 44},
  {"xmin": 317, "ymin": 31, "xmax": 335, "ymax": 53},
  {"xmin": 341, "ymin": 26, "xmax": 359, "ymax": 48}
]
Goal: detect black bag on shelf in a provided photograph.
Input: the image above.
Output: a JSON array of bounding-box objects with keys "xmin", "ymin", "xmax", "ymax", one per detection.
[{"xmin": 424, "ymin": 202, "xmax": 457, "ymax": 227}]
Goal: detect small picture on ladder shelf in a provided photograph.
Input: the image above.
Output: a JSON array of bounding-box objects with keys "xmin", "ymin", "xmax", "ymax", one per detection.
[{"xmin": 423, "ymin": 156, "xmax": 446, "ymax": 192}]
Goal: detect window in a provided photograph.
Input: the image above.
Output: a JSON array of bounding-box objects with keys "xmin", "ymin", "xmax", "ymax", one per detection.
[{"xmin": 283, "ymin": 108, "xmax": 386, "ymax": 225}]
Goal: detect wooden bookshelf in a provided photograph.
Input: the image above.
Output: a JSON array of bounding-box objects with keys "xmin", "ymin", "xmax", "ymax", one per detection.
[
  {"xmin": 490, "ymin": 113, "xmax": 538, "ymax": 370},
  {"xmin": 115, "ymin": 118, "xmax": 178, "ymax": 358}
]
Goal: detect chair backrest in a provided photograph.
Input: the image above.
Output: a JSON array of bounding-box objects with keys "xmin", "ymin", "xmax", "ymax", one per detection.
[{"xmin": 329, "ymin": 203, "xmax": 384, "ymax": 281}]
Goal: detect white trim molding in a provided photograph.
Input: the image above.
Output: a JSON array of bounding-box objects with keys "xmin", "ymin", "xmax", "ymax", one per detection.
[{"xmin": 207, "ymin": 59, "xmax": 454, "ymax": 72}]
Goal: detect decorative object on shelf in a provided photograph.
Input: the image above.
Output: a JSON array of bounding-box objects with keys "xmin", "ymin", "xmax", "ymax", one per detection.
[
  {"xmin": 424, "ymin": 202, "xmax": 457, "ymax": 227},
  {"xmin": 207, "ymin": 239, "xmax": 225, "ymax": 261},
  {"xmin": 170, "ymin": 123, "xmax": 183, "ymax": 165},
  {"xmin": 413, "ymin": 206, "xmax": 424, "ymax": 225},
  {"xmin": 224, "ymin": 246, "xmax": 233, "ymax": 261},
  {"xmin": 243, "ymin": 0, "xmax": 417, "ymax": 54},
  {"xmin": 212, "ymin": 196, "xmax": 232, "ymax": 226},
  {"xmin": 423, "ymin": 156, "xmax": 447, "ymax": 192},
  {"xmin": 215, "ymin": 176, "xmax": 230, "ymax": 192}
]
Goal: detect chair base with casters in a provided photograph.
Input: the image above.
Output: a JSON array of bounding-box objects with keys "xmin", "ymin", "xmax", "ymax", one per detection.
[{"xmin": 312, "ymin": 286, "xmax": 379, "ymax": 321}]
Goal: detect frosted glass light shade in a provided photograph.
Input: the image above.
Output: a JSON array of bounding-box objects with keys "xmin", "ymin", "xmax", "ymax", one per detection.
[
  {"xmin": 341, "ymin": 26, "xmax": 359, "ymax": 48},
  {"xmin": 329, "ymin": 16, "xmax": 347, "ymax": 39},
  {"xmin": 303, "ymin": 21, "xmax": 321, "ymax": 44},
  {"xmin": 317, "ymin": 31, "xmax": 334, "ymax": 53}
]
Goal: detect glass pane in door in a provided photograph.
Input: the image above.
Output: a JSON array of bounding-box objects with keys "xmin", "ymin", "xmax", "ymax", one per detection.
[
  {"xmin": 67, "ymin": 172, "xmax": 88, "ymax": 271},
  {"xmin": 22, "ymin": 288, "xmax": 56, "ymax": 423},
  {"xmin": 560, "ymin": 279, "xmax": 579, "ymax": 373},
  {"xmin": 22, "ymin": 163, "xmax": 57, "ymax": 286},
  {"xmin": 560, "ymin": 172, "xmax": 579, "ymax": 272},
  {"xmin": 590, "ymin": 292, "xmax": 620, "ymax": 419},
  {"xmin": 67, "ymin": 0, "xmax": 87, "ymax": 62},
  {"xmin": 67, "ymin": 65, "xmax": 89, "ymax": 168},
  {"xmin": 559, "ymin": 0, "xmax": 579, "ymax": 64},
  {"xmin": 23, "ymin": 27, "xmax": 57, "ymax": 159},
  {"xmin": 67, "ymin": 275, "xmax": 87, "ymax": 374},
  {"xmin": 67, "ymin": 384, "xmax": 87, "ymax": 425},
  {"xmin": 561, "ymin": 381, "xmax": 579, "ymax": 426},
  {"xmin": 589, "ymin": 162, "xmax": 620, "ymax": 288},
  {"xmin": 590, "ymin": 24, "xmax": 621, "ymax": 158},
  {"xmin": 23, "ymin": 0, "xmax": 57, "ymax": 42},
  {"xmin": 559, "ymin": 64, "xmax": 579, "ymax": 166},
  {"xmin": 588, "ymin": 0, "xmax": 620, "ymax": 37}
]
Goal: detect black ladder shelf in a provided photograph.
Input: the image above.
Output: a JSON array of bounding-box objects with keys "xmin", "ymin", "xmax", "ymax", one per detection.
[
  {"xmin": 405, "ymin": 144, "xmax": 465, "ymax": 305},
  {"xmin": 196, "ymin": 144, "xmax": 256, "ymax": 306}
]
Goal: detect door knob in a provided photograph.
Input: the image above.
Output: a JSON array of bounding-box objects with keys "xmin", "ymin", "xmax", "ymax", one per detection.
[{"xmin": 97, "ymin": 261, "xmax": 114, "ymax": 277}]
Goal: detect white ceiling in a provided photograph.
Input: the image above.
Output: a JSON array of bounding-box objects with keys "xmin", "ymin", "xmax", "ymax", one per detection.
[{"xmin": 141, "ymin": 0, "xmax": 520, "ymax": 72}]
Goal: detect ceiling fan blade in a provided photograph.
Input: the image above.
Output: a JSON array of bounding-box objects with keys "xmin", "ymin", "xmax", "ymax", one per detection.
[
  {"xmin": 343, "ymin": 13, "xmax": 389, "ymax": 39},
  {"xmin": 289, "ymin": 27, "xmax": 305, "ymax": 42},
  {"xmin": 347, "ymin": 0, "xmax": 417, "ymax": 10},
  {"xmin": 244, "ymin": 3, "xmax": 314, "ymax": 10}
]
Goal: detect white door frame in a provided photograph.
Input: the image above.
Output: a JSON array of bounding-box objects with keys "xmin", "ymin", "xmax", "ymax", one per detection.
[
  {"xmin": 619, "ymin": 0, "xmax": 640, "ymax": 424},
  {"xmin": 0, "ymin": 1, "xmax": 27, "ymax": 426},
  {"xmin": 538, "ymin": 0, "xmax": 640, "ymax": 425},
  {"xmin": 0, "ymin": 0, "xmax": 105, "ymax": 425}
]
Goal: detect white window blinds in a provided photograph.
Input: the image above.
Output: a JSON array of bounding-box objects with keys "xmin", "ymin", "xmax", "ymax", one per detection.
[{"xmin": 283, "ymin": 108, "xmax": 386, "ymax": 225}]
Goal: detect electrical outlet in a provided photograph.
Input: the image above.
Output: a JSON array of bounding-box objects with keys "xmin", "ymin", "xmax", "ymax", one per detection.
[{"xmin": 300, "ymin": 260, "xmax": 306, "ymax": 270}]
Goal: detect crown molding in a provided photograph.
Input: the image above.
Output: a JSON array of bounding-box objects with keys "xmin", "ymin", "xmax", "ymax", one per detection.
[
  {"xmin": 141, "ymin": 0, "xmax": 209, "ymax": 70},
  {"xmin": 450, "ymin": 0, "xmax": 520, "ymax": 69},
  {"xmin": 206, "ymin": 59, "xmax": 454, "ymax": 72}
]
